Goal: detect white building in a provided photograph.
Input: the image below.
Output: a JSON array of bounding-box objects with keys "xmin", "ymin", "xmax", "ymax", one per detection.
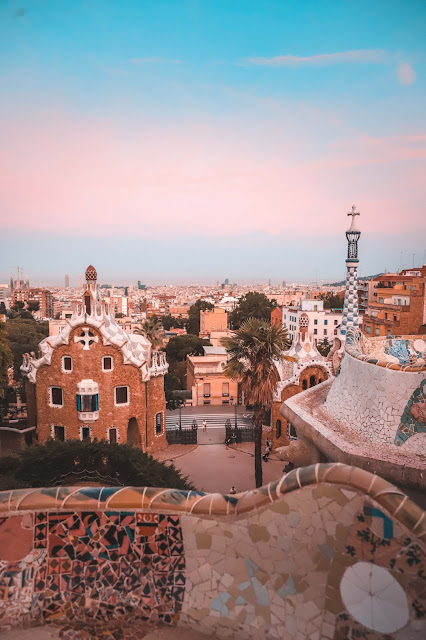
[{"xmin": 281, "ymin": 300, "xmax": 343, "ymax": 344}]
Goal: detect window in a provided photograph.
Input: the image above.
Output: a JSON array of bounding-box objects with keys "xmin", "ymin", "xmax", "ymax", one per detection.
[
  {"xmin": 222, "ymin": 399, "xmax": 229, "ymax": 404},
  {"xmin": 276, "ymin": 419, "xmax": 282, "ymax": 439},
  {"xmin": 385, "ymin": 313, "xmax": 388, "ymax": 320},
  {"xmin": 108, "ymin": 428, "xmax": 117, "ymax": 443},
  {"xmin": 50, "ymin": 387, "xmax": 63, "ymax": 407},
  {"xmin": 222, "ymin": 382, "xmax": 229, "ymax": 397},
  {"xmin": 324, "ymin": 319, "xmax": 328, "ymax": 325},
  {"xmin": 314, "ymin": 319, "xmax": 318, "ymax": 325},
  {"xmin": 309, "ymin": 375, "xmax": 316, "ymax": 388},
  {"xmin": 203, "ymin": 400, "xmax": 211, "ymax": 405},
  {"xmin": 302, "ymin": 379, "xmax": 308, "ymax": 390},
  {"xmin": 314, "ymin": 328, "xmax": 317, "ymax": 335},
  {"xmin": 115, "ymin": 386, "xmax": 129, "ymax": 405},
  {"xmin": 203, "ymin": 383, "xmax": 211, "ymax": 398},
  {"xmin": 324, "ymin": 329, "xmax": 327, "ymax": 335},
  {"xmin": 334, "ymin": 319, "xmax": 338, "ymax": 325},
  {"xmin": 155, "ymin": 412, "xmax": 162, "ymax": 435},
  {"xmin": 54, "ymin": 425, "xmax": 65, "ymax": 441},
  {"xmin": 386, "ymin": 330, "xmax": 391, "ymax": 337},
  {"xmin": 62, "ymin": 356, "xmax": 72, "ymax": 372},
  {"xmin": 365, "ymin": 326, "xmax": 371, "ymax": 334},
  {"xmin": 102, "ymin": 356, "xmax": 113, "ymax": 371},
  {"xmin": 81, "ymin": 426, "xmax": 91, "ymax": 440},
  {"xmin": 77, "ymin": 394, "xmax": 98, "ymax": 412},
  {"xmin": 393, "ymin": 315, "xmax": 397, "ymax": 321},
  {"xmin": 287, "ymin": 422, "xmax": 297, "ymax": 440},
  {"xmin": 379, "ymin": 297, "xmax": 384, "ymax": 303},
  {"xmin": 375, "ymin": 328, "xmax": 380, "ymax": 336}
]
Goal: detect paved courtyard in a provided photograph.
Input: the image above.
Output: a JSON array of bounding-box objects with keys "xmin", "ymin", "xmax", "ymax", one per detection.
[{"xmin": 172, "ymin": 442, "xmax": 285, "ymax": 493}]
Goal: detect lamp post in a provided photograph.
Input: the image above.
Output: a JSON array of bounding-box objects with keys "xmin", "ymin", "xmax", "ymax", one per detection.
[
  {"xmin": 230, "ymin": 396, "xmax": 238, "ymax": 429},
  {"xmin": 179, "ymin": 404, "xmax": 182, "ymax": 430}
]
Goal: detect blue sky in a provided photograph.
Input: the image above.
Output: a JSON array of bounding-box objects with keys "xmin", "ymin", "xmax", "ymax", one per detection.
[{"xmin": 0, "ymin": 0, "xmax": 425, "ymax": 284}]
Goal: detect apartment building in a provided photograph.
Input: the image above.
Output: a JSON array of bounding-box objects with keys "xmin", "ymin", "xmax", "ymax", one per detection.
[
  {"xmin": 279, "ymin": 300, "xmax": 342, "ymax": 343},
  {"xmin": 13, "ymin": 288, "xmax": 54, "ymax": 319},
  {"xmin": 199, "ymin": 308, "xmax": 228, "ymax": 338},
  {"xmin": 363, "ymin": 266, "xmax": 426, "ymax": 337},
  {"xmin": 187, "ymin": 346, "xmax": 238, "ymax": 406}
]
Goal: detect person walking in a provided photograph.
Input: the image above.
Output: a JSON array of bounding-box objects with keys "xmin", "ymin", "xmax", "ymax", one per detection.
[{"xmin": 202, "ymin": 419, "xmax": 207, "ymax": 433}]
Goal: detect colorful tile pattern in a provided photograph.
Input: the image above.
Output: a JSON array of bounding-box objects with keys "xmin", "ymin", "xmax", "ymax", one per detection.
[
  {"xmin": 395, "ymin": 379, "xmax": 426, "ymax": 446},
  {"xmin": 0, "ymin": 464, "xmax": 425, "ymax": 639}
]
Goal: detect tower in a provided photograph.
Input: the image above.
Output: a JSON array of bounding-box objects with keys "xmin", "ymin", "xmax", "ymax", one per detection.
[
  {"xmin": 340, "ymin": 205, "xmax": 361, "ymax": 338},
  {"xmin": 65, "ymin": 274, "xmax": 70, "ymax": 288}
]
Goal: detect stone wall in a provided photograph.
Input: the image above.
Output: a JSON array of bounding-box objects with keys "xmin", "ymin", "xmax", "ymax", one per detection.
[
  {"xmin": 0, "ymin": 464, "xmax": 424, "ymax": 639},
  {"xmin": 324, "ymin": 352, "xmax": 426, "ymax": 454}
]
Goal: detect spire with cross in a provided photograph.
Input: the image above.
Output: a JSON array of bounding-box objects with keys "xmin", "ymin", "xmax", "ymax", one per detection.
[{"xmin": 340, "ymin": 205, "xmax": 361, "ymax": 338}]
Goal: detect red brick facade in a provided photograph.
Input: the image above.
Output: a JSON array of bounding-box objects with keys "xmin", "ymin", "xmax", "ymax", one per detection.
[
  {"xmin": 23, "ymin": 265, "xmax": 167, "ymax": 453},
  {"xmin": 26, "ymin": 325, "xmax": 167, "ymax": 452}
]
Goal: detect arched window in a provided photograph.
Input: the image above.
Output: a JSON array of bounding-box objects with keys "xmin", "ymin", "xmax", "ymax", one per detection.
[
  {"xmin": 318, "ymin": 378, "xmax": 323, "ymax": 384},
  {"xmin": 276, "ymin": 419, "xmax": 282, "ymax": 439},
  {"xmin": 287, "ymin": 422, "xmax": 297, "ymax": 440},
  {"xmin": 84, "ymin": 294, "xmax": 91, "ymax": 315},
  {"xmin": 309, "ymin": 375, "xmax": 316, "ymax": 388},
  {"xmin": 302, "ymin": 379, "xmax": 308, "ymax": 390}
]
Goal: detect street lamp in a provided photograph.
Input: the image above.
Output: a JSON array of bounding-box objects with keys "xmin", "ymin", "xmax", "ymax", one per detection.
[{"xmin": 230, "ymin": 396, "xmax": 238, "ymax": 429}]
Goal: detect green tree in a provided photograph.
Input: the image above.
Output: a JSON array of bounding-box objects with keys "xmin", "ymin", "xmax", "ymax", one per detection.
[
  {"xmin": 187, "ymin": 299, "xmax": 214, "ymax": 335},
  {"xmin": 0, "ymin": 321, "xmax": 13, "ymax": 407},
  {"xmin": 317, "ymin": 337, "xmax": 332, "ymax": 357},
  {"xmin": 12, "ymin": 301, "xmax": 25, "ymax": 313},
  {"xmin": 230, "ymin": 292, "xmax": 277, "ymax": 329},
  {"xmin": 0, "ymin": 439, "xmax": 194, "ymax": 491},
  {"xmin": 0, "ymin": 302, "xmax": 7, "ymax": 315},
  {"xmin": 319, "ymin": 293, "xmax": 343, "ymax": 310},
  {"xmin": 27, "ymin": 301, "xmax": 40, "ymax": 313},
  {"xmin": 165, "ymin": 334, "xmax": 210, "ymax": 365},
  {"xmin": 221, "ymin": 319, "xmax": 290, "ymax": 488},
  {"xmin": 5, "ymin": 317, "xmax": 49, "ymax": 379},
  {"xmin": 161, "ymin": 314, "xmax": 185, "ymax": 330},
  {"xmin": 164, "ymin": 334, "xmax": 210, "ymax": 409},
  {"xmin": 136, "ymin": 318, "xmax": 164, "ymax": 350}
]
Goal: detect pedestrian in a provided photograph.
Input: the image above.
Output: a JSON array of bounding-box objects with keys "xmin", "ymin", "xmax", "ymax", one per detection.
[
  {"xmin": 202, "ymin": 419, "xmax": 207, "ymax": 432},
  {"xmin": 229, "ymin": 486, "xmax": 237, "ymax": 495},
  {"xmin": 262, "ymin": 443, "xmax": 270, "ymax": 462}
]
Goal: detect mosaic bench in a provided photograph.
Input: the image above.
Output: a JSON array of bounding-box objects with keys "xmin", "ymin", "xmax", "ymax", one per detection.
[{"xmin": 0, "ymin": 463, "xmax": 425, "ymax": 639}]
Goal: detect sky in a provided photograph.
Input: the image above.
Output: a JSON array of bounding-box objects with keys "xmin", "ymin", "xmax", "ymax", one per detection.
[{"xmin": 0, "ymin": 0, "xmax": 425, "ymax": 285}]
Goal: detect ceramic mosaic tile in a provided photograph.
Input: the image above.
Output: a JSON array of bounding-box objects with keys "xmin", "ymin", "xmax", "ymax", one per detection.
[{"xmin": 0, "ymin": 464, "xmax": 425, "ymax": 639}]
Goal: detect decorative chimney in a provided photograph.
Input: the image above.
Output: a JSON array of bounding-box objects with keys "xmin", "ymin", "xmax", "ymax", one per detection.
[{"xmin": 340, "ymin": 206, "xmax": 361, "ymax": 338}]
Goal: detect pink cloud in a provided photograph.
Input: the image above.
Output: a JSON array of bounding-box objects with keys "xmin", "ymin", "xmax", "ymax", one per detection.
[
  {"xmin": 396, "ymin": 62, "xmax": 416, "ymax": 86},
  {"xmin": 0, "ymin": 105, "xmax": 424, "ymax": 239}
]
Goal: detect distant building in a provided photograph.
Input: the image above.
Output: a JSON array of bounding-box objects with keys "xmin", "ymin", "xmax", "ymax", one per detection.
[
  {"xmin": 65, "ymin": 274, "xmax": 70, "ymax": 288},
  {"xmin": 13, "ymin": 288, "xmax": 54, "ymax": 319},
  {"xmin": 21, "ymin": 265, "xmax": 168, "ymax": 451},
  {"xmin": 138, "ymin": 281, "xmax": 147, "ymax": 290},
  {"xmin": 187, "ymin": 346, "xmax": 238, "ymax": 406},
  {"xmin": 78, "ymin": 274, "xmax": 83, "ymax": 289},
  {"xmin": 280, "ymin": 299, "xmax": 342, "ymax": 344},
  {"xmin": 199, "ymin": 308, "xmax": 228, "ymax": 338},
  {"xmin": 362, "ymin": 266, "xmax": 426, "ymax": 337}
]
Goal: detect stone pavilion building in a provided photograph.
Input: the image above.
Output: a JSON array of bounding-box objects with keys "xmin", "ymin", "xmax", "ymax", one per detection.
[{"xmin": 21, "ymin": 265, "xmax": 168, "ymax": 452}]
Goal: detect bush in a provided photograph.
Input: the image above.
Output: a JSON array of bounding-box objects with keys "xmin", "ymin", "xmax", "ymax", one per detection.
[{"xmin": 0, "ymin": 439, "xmax": 194, "ymax": 491}]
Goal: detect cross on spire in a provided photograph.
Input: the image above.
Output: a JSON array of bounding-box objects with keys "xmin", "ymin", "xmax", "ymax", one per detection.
[{"xmin": 347, "ymin": 204, "xmax": 360, "ymax": 220}]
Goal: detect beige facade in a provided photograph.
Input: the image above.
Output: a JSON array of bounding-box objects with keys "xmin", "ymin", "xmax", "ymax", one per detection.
[
  {"xmin": 199, "ymin": 307, "xmax": 228, "ymax": 338},
  {"xmin": 187, "ymin": 347, "xmax": 238, "ymax": 406}
]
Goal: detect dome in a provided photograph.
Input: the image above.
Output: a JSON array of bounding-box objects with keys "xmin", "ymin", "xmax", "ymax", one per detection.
[{"xmin": 85, "ymin": 265, "xmax": 97, "ymax": 282}]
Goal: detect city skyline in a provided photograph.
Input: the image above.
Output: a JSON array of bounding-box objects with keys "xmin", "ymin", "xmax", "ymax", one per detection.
[{"xmin": 1, "ymin": 1, "xmax": 425, "ymax": 280}]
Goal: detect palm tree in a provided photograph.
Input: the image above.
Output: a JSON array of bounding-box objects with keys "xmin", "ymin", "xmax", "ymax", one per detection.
[
  {"xmin": 221, "ymin": 318, "xmax": 290, "ymax": 488},
  {"xmin": 136, "ymin": 318, "xmax": 164, "ymax": 351}
]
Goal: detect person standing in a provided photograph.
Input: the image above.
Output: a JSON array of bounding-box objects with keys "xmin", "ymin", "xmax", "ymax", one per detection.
[
  {"xmin": 202, "ymin": 419, "xmax": 207, "ymax": 432},
  {"xmin": 229, "ymin": 486, "xmax": 237, "ymax": 494}
]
